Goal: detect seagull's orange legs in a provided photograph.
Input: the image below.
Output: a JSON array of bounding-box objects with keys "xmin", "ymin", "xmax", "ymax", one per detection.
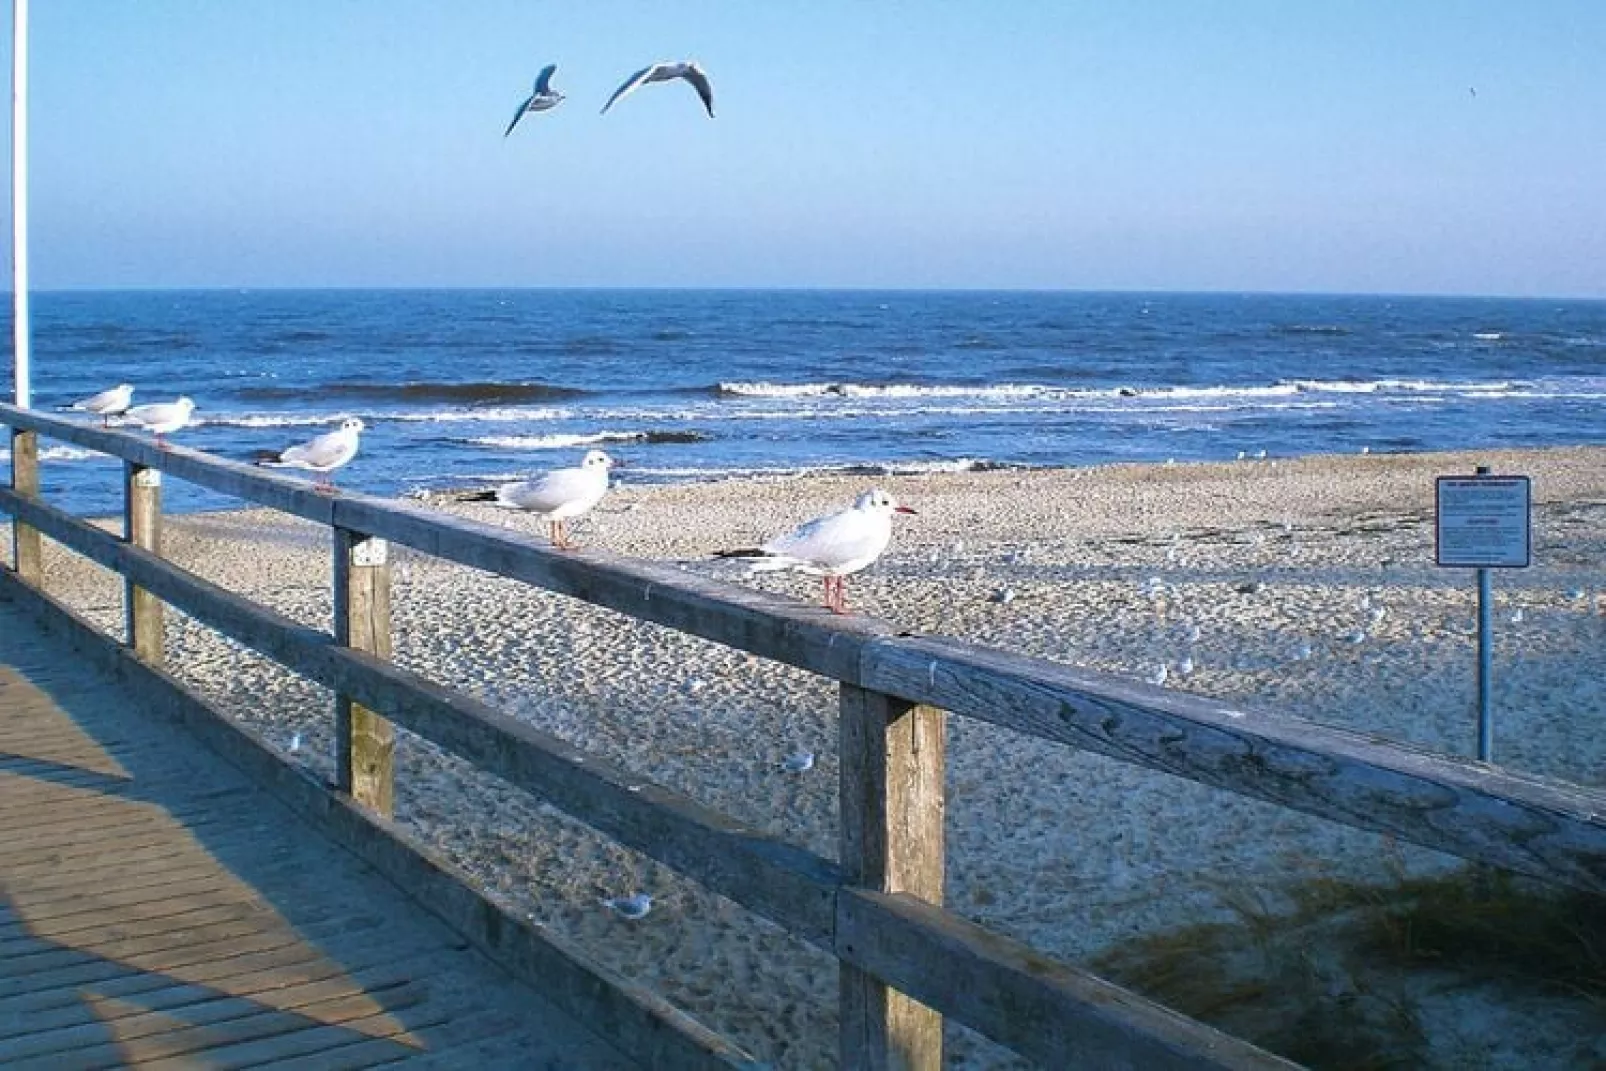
[{"xmin": 822, "ymin": 576, "xmax": 848, "ymax": 614}]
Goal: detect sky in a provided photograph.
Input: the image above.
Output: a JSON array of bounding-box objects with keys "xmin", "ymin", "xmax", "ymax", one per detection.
[{"xmin": 2, "ymin": 1, "xmax": 1604, "ymax": 297}]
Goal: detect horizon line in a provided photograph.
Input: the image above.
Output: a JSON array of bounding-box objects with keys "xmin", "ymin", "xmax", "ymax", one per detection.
[{"xmin": 7, "ymin": 284, "xmax": 1605, "ymax": 303}]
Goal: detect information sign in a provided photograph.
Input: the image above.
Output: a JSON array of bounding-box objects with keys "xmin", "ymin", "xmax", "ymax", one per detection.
[{"xmin": 1435, "ymin": 475, "xmax": 1531, "ymax": 568}]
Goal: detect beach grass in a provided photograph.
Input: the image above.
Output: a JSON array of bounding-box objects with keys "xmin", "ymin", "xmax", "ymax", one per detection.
[{"xmin": 1091, "ymin": 863, "xmax": 1606, "ymax": 1069}]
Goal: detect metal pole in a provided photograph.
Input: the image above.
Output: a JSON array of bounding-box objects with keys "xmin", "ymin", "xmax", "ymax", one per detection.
[
  {"xmin": 1476, "ymin": 564, "xmax": 1492, "ymax": 760},
  {"xmin": 1474, "ymin": 465, "xmax": 1493, "ymax": 761},
  {"xmin": 11, "ymin": 0, "xmax": 29, "ymax": 408}
]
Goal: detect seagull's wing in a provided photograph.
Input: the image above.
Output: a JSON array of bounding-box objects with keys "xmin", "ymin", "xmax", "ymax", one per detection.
[
  {"xmin": 681, "ymin": 66, "xmax": 715, "ymax": 117},
  {"xmin": 504, "ymin": 93, "xmax": 534, "ymax": 137},
  {"xmin": 765, "ymin": 508, "xmax": 878, "ymax": 568},
  {"xmin": 495, "ymin": 466, "xmax": 588, "ymax": 513},
  {"xmin": 600, "ymin": 64, "xmax": 658, "ymax": 115},
  {"xmin": 73, "ymin": 387, "xmax": 119, "ymax": 411},
  {"xmin": 281, "ymin": 428, "xmax": 356, "ymax": 470},
  {"xmin": 534, "ymin": 63, "xmax": 557, "ymax": 94}
]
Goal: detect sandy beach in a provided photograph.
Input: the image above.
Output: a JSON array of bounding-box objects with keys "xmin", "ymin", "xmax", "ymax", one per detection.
[{"xmin": 17, "ymin": 445, "xmax": 1606, "ymax": 1068}]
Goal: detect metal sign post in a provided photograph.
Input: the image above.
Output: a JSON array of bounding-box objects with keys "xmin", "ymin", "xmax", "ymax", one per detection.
[{"xmin": 1434, "ymin": 466, "xmax": 1532, "ymax": 763}]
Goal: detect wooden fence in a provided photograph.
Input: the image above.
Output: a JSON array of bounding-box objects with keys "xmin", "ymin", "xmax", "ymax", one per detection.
[{"xmin": 5, "ymin": 401, "xmax": 1605, "ymax": 1069}]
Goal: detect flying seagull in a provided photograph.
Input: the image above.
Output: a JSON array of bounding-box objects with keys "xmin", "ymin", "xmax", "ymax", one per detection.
[
  {"xmin": 254, "ymin": 418, "xmax": 364, "ymax": 493},
  {"xmin": 123, "ymin": 397, "xmax": 195, "ymax": 450},
  {"xmin": 68, "ymin": 383, "xmax": 134, "ymax": 425},
  {"xmin": 505, "ymin": 64, "xmax": 565, "ymax": 136},
  {"xmin": 491, "ymin": 449, "xmax": 616, "ymax": 549},
  {"xmin": 717, "ymin": 489, "xmax": 916, "ymax": 614},
  {"xmin": 601, "ymin": 61, "xmax": 714, "ymax": 118}
]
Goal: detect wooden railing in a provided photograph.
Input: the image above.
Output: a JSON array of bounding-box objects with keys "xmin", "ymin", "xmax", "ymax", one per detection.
[{"xmin": 6, "ymin": 401, "xmax": 1605, "ymax": 1070}]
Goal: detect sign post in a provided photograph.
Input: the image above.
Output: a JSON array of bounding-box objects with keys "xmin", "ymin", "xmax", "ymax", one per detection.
[{"xmin": 1434, "ymin": 467, "xmax": 1531, "ymax": 763}]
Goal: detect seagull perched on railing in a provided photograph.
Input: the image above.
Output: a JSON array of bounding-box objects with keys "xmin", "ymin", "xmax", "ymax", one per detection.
[
  {"xmin": 68, "ymin": 384, "xmax": 134, "ymax": 426},
  {"xmin": 717, "ymin": 489, "xmax": 916, "ymax": 614},
  {"xmin": 504, "ymin": 64, "xmax": 565, "ymax": 136},
  {"xmin": 123, "ymin": 397, "xmax": 195, "ymax": 450},
  {"xmin": 254, "ymin": 418, "xmax": 364, "ymax": 493},
  {"xmin": 601, "ymin": 61, "xmax": 715, "ymax": 118},
  {"xmin": 491, "ymin": 449, "xmax": 616, "ymax": 549}
]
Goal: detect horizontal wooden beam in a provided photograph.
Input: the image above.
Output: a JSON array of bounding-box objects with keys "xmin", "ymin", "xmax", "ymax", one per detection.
[
  {"xmin": 331, "ymin": 495, "xmax": 896, "ymax": 683},
  {"xmin": 0, "ymin": 572, "xmax": 766, "ymax": 1070},
  {"xmin": 0, "ymin": 402, "xmax": 895, "ymax": 683},
  {"xmin": 837, "ymin": 890, "xmax": 1297, "ymax": 1070},
  {"xmin": 0, "ymin": 486, "xmax": 840, "ymax": 945},
  {"xmin": 0, "ymin": 403, "xmax": 338, "ymax": 524},
  {"xmin": 861, "ymin": 634, "xmax": 1606, "ymax": 894}
]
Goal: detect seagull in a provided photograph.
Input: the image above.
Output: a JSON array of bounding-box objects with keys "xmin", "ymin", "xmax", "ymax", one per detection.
[
  {"xmin": 492, "ymin": 449, "xmax": 616, "ymax": 549},
  {"xmin": 716, "ymin": 488, "xmax": 916, "ymax": 614},
  {"xmin": 504, "ymin": 64, "xmax": 564, "ymax": 136},
  {"xmin": 255, "ymin": 418, "xmax": 364, "ymax": 492},
  {"xmin": 68, "ymin": 383, "xmax": 134, "ymax": 425},
  {"xmin": 601, "ymin": 61, "xmax": 714, "ymax": 118},
  {"xmin": 601, "ymin": 892, "xmax": 653, "ymax": 919},
  {"xmin": 123, "ymin": 397, "xmax": 195, "ymax": 449}
]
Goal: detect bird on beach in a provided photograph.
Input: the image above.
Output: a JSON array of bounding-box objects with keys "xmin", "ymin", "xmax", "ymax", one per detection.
[
  {"xmin": 254, "ymin": 418, "xmax": 364, "ymax": 493},
  {"xmin": 122, "ymin": 397, "xmax": 195, "ymax": 449},
  {"xmin": 504, "ymin": 64, "xmax": 564, "ymax": 136},
  {"xmin": 716, "ymin": 489, "xmax": 916, "ymax": 615},
  {"xmin": 67, "ymin": 383, "xmax": 134, "ymax": 425},
  {"xmin": 601, "ymin": 61, "xmax": 715, "ymax": 117},
  {"xmin": 491, "ymin": 449, "xmax": 616, "ymax": 549}
]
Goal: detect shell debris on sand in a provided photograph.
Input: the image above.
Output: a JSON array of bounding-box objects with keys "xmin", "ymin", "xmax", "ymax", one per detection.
[{"xmin": 780, "ymin": 750, "xmax": 815, "ymax": 773}]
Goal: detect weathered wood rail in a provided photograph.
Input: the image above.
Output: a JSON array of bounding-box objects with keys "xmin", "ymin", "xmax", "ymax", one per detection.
[{"xmin": 6, "ymin": 402, "xmax": 1606, "ymax": 1069}]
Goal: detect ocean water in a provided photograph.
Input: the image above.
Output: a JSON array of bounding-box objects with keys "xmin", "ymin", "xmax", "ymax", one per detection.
[{"xmin": 6, "ymin": 288, "xmax": 1604, "ymax": 515}]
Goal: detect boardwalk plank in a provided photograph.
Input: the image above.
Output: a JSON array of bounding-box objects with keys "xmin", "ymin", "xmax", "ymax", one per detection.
[{"xmin": 0, "ymin": 920, "xmax": 384, "ymax": 1016}]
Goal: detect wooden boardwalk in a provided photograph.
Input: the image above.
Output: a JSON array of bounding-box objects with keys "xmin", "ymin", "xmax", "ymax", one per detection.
[{"xmin": 0, "ymin": 603, "xmax": 632, "ymax": 1070}]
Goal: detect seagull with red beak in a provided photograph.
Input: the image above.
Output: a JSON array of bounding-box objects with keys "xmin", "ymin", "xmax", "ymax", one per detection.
[{"xmin": 718, "ymin": 489, "xmax": 917, "ymax": 614}]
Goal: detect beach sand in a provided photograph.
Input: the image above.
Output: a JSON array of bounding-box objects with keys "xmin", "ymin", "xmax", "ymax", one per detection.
[{"xmin": 15, "ymin": 445, "xmax": 1606, "ymax": 1068}]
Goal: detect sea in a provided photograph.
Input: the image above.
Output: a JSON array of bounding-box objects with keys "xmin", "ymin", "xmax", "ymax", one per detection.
[{"xmin": 6, "ymin": 289, "xmax": 1604, "ymax": 516}]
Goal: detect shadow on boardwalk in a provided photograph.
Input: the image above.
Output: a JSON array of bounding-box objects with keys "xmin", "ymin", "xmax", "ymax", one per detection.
[{"xmin": 0, "ymin": 602, "xmax": 631, "ymax": 1069}]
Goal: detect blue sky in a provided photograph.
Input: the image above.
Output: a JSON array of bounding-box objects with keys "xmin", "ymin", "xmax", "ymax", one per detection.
[{"xmin": 4, "ymin": 2, "xmax": 1604, "ymax": 296}]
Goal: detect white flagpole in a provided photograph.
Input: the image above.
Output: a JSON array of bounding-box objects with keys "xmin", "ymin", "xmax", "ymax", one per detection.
[{"xmin": 11, "ymin": 0, "xmax": 29, "ymax": 408}]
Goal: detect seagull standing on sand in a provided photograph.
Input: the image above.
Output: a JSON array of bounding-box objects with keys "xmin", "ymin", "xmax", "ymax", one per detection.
[
  {"xmin": 717, "ymin": 489, "xmax": 916, "ymax": 614},
  {"xmin": 601, "ymin": 61, "xmax": 715, "ymax": 117},
  {"xmin": 504, "ymin": 64, "xmax": 564, "ymax": 136},
  {"xmin": 255, "ymin": 418, "xmax": 364, "ymax": 493},
  {"xmin": 68, "ymin": 384, "xmax": 134, "ymax": 425},
  {"xmin": 123, "ymin": 397, "xmax": 195, "ymax": 449},
  {"xmin": 492, "ymin": 449, "xmax": 616, "ymax": 549}
]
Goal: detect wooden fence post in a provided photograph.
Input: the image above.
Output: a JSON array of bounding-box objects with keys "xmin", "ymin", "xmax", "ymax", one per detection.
[
  {"xmin": 334, "ymin": 527, "xmax": 395, "ymax": 816},
  {"xmin": 10, "ymin": 428, "xmax": 42, "ymax": 584},
  {"xmin": 124, "ymin": 463, "xmax": 163, "ymax": 663},
  {"xmin": 839, "ymin": 683, "xmax": 947, "ymax": 1071}
]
